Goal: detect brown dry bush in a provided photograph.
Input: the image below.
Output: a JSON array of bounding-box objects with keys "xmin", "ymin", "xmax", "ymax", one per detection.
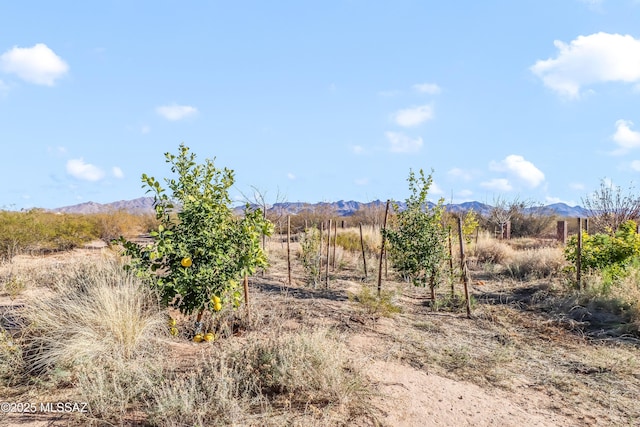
[
  {"xmin": 503, "ymin": 246, "xmax": 567, "ymax": 279},
  {"xmin": 473, "ymin": 234, "xmax": 514, "ymax": 265}
]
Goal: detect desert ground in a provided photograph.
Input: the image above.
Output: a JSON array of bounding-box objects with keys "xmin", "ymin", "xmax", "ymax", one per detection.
[{"xmin": 1, "ymin": 235, "xmax": 639, "ymax": 426}]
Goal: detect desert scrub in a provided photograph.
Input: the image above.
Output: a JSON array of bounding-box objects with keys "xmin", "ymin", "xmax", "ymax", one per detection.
[
  {"xmin": 0, "ymin": 328, "xmax": 22, "ymax": 385},
  {"xmin": 474, "ymin": 235, "xmax": 514, "ymax": 265},
  {"xmin": 504, "ymin": 246, "xmax": 566, "ymax": 279},
  {"xmin": 148, "ymin": 328, "xmax": 371, "ymax": 426},
  {"xmin": 348, "ymin": 285, "xmax": 402, "ymax": 319},
  {"xmin": 335, "ymin": 227, "xmax": 379, "ymax": 253}
]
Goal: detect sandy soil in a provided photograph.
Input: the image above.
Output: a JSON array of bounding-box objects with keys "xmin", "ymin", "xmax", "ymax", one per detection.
[{"xmin": 1, "ymin": 241, "xmax": 639, "ymax": 426}]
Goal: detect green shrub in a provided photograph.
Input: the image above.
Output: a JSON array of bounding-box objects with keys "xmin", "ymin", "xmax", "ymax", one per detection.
[
  {"xmin": 384, "ymin": 169, "xmax": 448, "ymax": 294},
  {"xmin": 299, "ymin": 227, "xmax": 321, "ymax": 285},
  {"xmin": 118, "ymin": 144, "xmax": 272, "ymax": 328},
  {"xmin": 565, "ymin": 220, "xmax": 640, "ymax": 272}
]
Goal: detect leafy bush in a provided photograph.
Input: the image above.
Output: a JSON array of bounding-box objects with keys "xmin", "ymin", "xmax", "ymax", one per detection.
[
  {"xmin": 565, "ymin": 220, "xmax": 640, "ymax": 272},
  {"xmin": 384, "ymin": 169, "xmax": 448, "ymax": 294},
  {"xmin": 299, "ymin": 227, "xmax": 321, "ymax": 285},
  {"xmin": 118, "ymin": 144, "xmax": 273, "ymax": 326}
]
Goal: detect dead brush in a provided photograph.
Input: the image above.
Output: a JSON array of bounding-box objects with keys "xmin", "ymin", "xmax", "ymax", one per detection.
[
  {"xmin": 473, "ymin": 235, "xmax": 514, "ymax": 265},
  {"xmin": 503, "ymin": 246, "xmax": 567, "ymax": 279}
]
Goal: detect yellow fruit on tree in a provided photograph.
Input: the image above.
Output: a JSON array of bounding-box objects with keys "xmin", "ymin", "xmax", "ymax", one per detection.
[
  {"xmin": 213, "ymin": 302, "xmax": 222, "ymax": 312},
  {"xmin": 181, "ymin": 257, "xmax": 193, "ymax": 267},
  {"xmin": 193, "ymin": 334, "xmax": 203, "ymax": 343},
  {"xmin": 212, "ymin": 295, "xmax": 221, "ymax": 304},
  {"xmin": 204, "ymin": 332, "xmax": 215, "ymax": 342},
  {"xmin": 170, "ymin": 327, "xmax": 178, "ymax": 336},
  {"xmin": 168, "ymin": 318, "xmax": 177, "ymax": 327}
]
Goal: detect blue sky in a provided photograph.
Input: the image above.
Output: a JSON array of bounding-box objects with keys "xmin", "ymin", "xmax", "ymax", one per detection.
[{"xmin": 2, "ymin": 0, "xmax": 640, "ymax": 210}]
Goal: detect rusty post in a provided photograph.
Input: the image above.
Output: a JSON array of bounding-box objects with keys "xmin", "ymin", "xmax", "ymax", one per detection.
[
  {"xmin": 377, "ymin": 200, "xmax": 390, "ymax": 296},
  {"xmin": 359, "ymin": 223, "xmax": 368, "ymax": 279},
  {"xmin": 458, "ymin": 217, "xmax": 472, "ymax": 318},
  {"xmin": 287, "ymin": 215, "xmax": 292, "ymax": 286}
]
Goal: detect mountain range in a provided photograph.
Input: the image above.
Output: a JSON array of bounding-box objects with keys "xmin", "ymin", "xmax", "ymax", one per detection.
[{"xmin": 51, "ymin": 197, "xmax": 589, "ymax": 218}]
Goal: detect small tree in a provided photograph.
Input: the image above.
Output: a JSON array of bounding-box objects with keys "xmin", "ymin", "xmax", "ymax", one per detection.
[
  {"xmin": 384, "ymin": 169, "xmax": 448, "ymax": 300},
  {"xmin": 118, "ymin": 144, "xmax": 273, "ymax": 332},
  {"xmin": 582, "ymin": 179, "xmax": 640, "ymax": 234},
  {"xmin": 487, "ymin": 196, "xmax": 523, "ymax": 239}
]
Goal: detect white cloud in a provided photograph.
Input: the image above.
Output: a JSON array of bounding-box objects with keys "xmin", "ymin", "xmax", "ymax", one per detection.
[
  {"xmin": 631, "ymin": 160, "xmax": 640, "ymax": 171},
  {"xmin": 531, "ymin": 32, "xmax": 640, "ymax": 98},
  {"xmin": 355, "ymin": 178, "xmax": 369, "ymax": 186},
  {"xmin": 141, "ymin": 125, "xmax": 151, "ymax": 134},
  {"xmin": 66, "ymin": 158, "xmax": 105, "ymax": 181},
  {"xmin": 457, "ymin": 189, "xmax": 473, "ymax": 198},
  {"xmin": 430, "ymin": 181, "xmax": 444, "ymax": 195},
  {"xmin": 112, "ymin": 166, "xmax": 124, "ymax": 179},
  {"xmin": 611, "ymin": 119, "xmax": 640, "ymax": 155},
  {"xmin": 489, "ymin": 155, "xmax": 545, "ymax": 188},
  {"xmin": 351, "ymin": 145, "xmax": 365, "ymax": 154},
  {"xmin": 156, "ymin": 104, "xmax": 198, "ymax": 121},
  {"xmin": 413, "ymin": 83, "xmax": 441, "ymax": 95},
  {"xmin": 480, "ymin": 178, "xmax": 513, "ymax": 192},
  {"xmin": 0, "ymin": 79, "xmax": 8, "ymax": 93},
  {"xmin": 287, "ymin": 172, "xmax": 296, "ymax": 180},
  {"xmin": 447, "ymin": 167, "xmax": 473, "ymax": 181},
  {"xmin": 545, "ymin": 196, "xmax": 564, "ymax": 204},
  {"xmin": 385, "ymin": 132, "xmax": 423, "ymax": 153},
  {"xmin": 393, "ymin": 104, "xmax": 434, "ymax": 127},
  {"xmin": 0, "ymin": 43, "xmax": 68, "ymax": 86}
]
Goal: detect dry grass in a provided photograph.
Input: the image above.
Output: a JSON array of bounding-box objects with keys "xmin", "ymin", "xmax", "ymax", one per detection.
[
  {"xmin": 503, "ymin": 246, "xmax": 567, "ymax": 279},
  {"xmin": 20, "ymin": 258, "xmax": 167, "ymax": 375},
  {"xmin": 472, "ymin": 234, "xmax": 514, "ymax": 265}
]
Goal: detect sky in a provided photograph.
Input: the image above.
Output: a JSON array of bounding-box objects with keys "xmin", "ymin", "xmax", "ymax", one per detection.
[{"xmin": 2, "ymin": 0, "xmax": 640, "ymax": 210}]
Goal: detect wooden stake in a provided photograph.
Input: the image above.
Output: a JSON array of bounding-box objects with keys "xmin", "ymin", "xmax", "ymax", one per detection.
[
  {"xmin": 287, "ymin": 215, "xmax": 292, "ymax": 286},
  {"xmin": 377, "ymin": 200, "xmax": 390, "ymax": 296},
  {"xmin": 332, "ymin": 219, "xmax": 338, "ymax": 270},
  {"xmin": 576, "ymin": 217, "xmax": 582, "ymax": 290},
  {"xmin": 448, "ymin": 228, "xmax": 454, "ymax": 298},
  {"xmin": 325, "ymin": 219, "xmax": 331, "ymax": 288},
  {"xmin": 457, "ymin": 217, "xmax": 471, "ymax": 318},
  {"xmin": 359, "ymin": 223, "xmax": 368, "ymax": 279},
  {"xmin": 318, "ymin": 222, "xmax": 324, "ymax": 286},
  {"xmin": 243, "ymin": 275, "xmax": 250, "ymax": 319}
]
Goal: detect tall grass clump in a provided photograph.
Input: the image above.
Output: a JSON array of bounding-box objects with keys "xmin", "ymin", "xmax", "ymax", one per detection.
[
  {"xmin": 503, "ymin": 247, "xmax": 566, "ymax": 279},
  {"xmin": 335, "ymin": 226, "xmax": 380, "ymax": 254},
  {"xmin": 21, "ymin": 258, "xmax": 167, "ymax": 375},
  {"xmin": 473, "ymin": 233, "xmax": 514, "ymax": 265}
]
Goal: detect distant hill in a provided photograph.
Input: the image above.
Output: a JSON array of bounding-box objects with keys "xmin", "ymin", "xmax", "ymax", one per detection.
[
  {"xmin": 51, "ymin": 197, "xmax": 588, "ymax": 218},
  {"xmin": 51, "ymin": 197, "xmax": 156, "ymax": 214}
]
